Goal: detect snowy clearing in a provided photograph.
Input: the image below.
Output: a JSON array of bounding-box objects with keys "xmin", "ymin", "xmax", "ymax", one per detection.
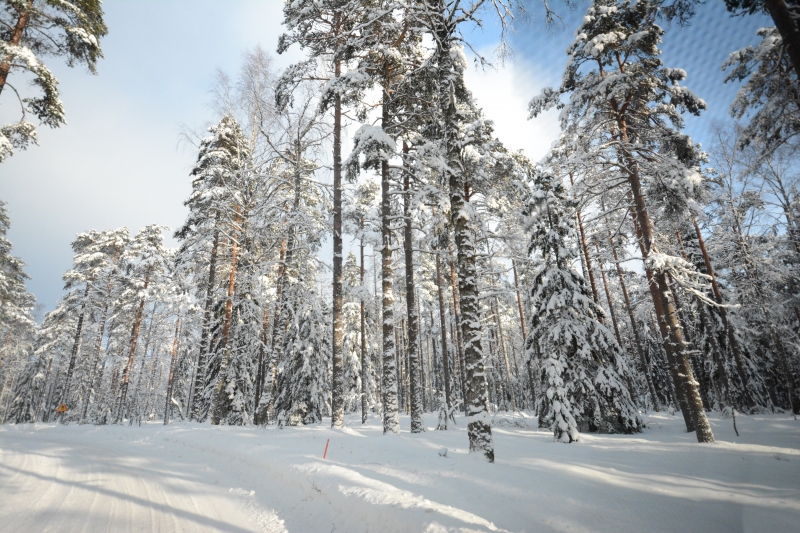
[{"xmin": 1, "ymin": 413, "xmax": 799, "ymax": 533}]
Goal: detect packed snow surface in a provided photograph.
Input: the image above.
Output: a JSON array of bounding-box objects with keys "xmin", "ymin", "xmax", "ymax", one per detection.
[{"xmin": 1, "ymin": 413, "xmax": 798, "ymax": 532}]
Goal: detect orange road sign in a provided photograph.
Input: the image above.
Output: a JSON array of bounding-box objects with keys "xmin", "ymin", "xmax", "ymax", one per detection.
[{"xmin": 56, "ymin": 404, "xmax": 68, "ymax": 413}]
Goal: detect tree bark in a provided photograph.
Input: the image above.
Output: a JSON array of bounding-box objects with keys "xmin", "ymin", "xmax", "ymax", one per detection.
[
  {"xmin": 437, "ymin": 36, "xmax": 493, "ymax": 460},
  {"xmin": 626, "ymin": 166, "xmax": 714, "ymax": 442},
  {"xmin": 81, "ymin": 299, "xmax": 110, "ymax": 423},
  {"xmin": 0, "ymin": 1, "xmax": 32, "ymax": 95},
  {"xmin": 211, "ymin": 208, "xmax": 243, "ymax": 425},
  {"xmin": 380, "ymin": 88, "xmax": 399, "ymax": 434},
  {"xmin": 360, "ymin": 230, "xmax": 369, "ymax": 424},
  {"xmin": 493, "ymin": 299, "xmax": 516, "ymax": 411},
  {"xmin": 435, "ymin": 254, "xmax": 452, "ymax": 413},
  {"xmin": 191, "ymin": 217, "xmax": 220, "ymax": 421},
  {"xmin": 448, "ymin": 252, "xmax": 468, "ymax": 414},
  {"xmin": 117, "ymin": 268, "xmax": 152, "ymax": 423},
  {"xmin": 403, "ymin": 148, "xmax": 424, "ymax": 432},
  {"xmin": 164, "ymin": 317, "xmax": 182, "ymax": 425},
  {"xmin": 594, "ymin": 242, "xmax": 623, "ymax": 346},
  {"xmin": 61, "ymin": 283, "xmax": 90, "ymax": 411},
  {"xmin": 763, "ymin": 0, "xmax": 800, "ymax": 80},
  {"xmin": 253, "ymin": 306, "xmax": 269, "ymax": 414},
  {"xmin": 331, "ymin": 56, "xmax": 345, "ymax": 429},
  {"xmin": 512, "ymin": 260, "xmax": 536, "ymax": 409},
  {"xmin": 607, "ymin": 231, "xmax": 660, "ymax": 410},
  {"xmin": 691, "ymin": 218, "xmax": 756, "ymax": 408}
]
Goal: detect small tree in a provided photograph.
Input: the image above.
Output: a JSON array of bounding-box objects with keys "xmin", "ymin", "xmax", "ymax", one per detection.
[{"xmin": 524, "ymin": 171, "xmax": 640, "ymax": 442}]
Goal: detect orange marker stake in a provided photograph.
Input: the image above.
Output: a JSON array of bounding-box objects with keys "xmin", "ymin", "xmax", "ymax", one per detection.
[{"xmin": 323, "ymin": 438, "xmax": 330, "ymax": 459}]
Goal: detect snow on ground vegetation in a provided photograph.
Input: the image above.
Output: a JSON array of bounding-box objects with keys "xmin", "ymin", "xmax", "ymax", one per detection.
[{"xmin": 1, "ymin": 413, "xmax": 798, "ymax": 533}]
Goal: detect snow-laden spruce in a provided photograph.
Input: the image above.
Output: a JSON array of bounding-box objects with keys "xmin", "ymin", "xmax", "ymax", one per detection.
[{"xmin": 524, "ymin": 171, "xmax": 640, "ymax": 442}]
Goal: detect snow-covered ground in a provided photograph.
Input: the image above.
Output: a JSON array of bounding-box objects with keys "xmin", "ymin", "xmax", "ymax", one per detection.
[{"xmin": 1, "ymin": 412, "xmax": 798, "ymax": 533}]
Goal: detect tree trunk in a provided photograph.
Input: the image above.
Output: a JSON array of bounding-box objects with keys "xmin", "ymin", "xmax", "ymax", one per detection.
[
  {"xmin": 117, "ymin": 268, "xmax": 152, "ymax": 423},
  {"xmin": 164, "ymin": 317, "xmax": 182, "ymax": 425},
  {"xmin": 691, "ymin": 218, "xmax": 757, "ymax": 408},
  {"xmin": 81, "ymin": 299, "xmax": 111, "ymax": 423},
  {"xmin": 512, "ymin": 260, "xmax": 536, "ymax": 409},
  {"xmin": 493, "ymin": 299, "xmax": 516, "ymax": 411},
  {"xmin": 191, "ymin": 218, "xmax": 221, "ymax": 421},
  {"xmin": 211, "ymin": 208, "xmax": 243, "ymax": 425},
  {"xmin": 435, "ymin": 254, "xmax": 452, "ymax": 415},
  {"xmin": 380, "ymin": 88, "xmax": 399, "ymax": 434},
  {"xmin": 0, "ymin": 2, "xmax": 32, "ymax": 95},
  {"xmin": 360, "ymin": 231, "xmax": 369, "ymax": 424},
  {"xmin": 61, "ymin": 284, "xmax": 90, "ymax": 410},
  {"xmin": 403, "ymin": 151, "xmax": 424, "ymax": 432},
  {"xmin": 253, "ymin": 306, "xmax": 269, "ymax": 414},
  {"xmin": 264, "ymin": 234, "xmax": 289, "ymax": 424},
  {"xmin": 626, "ymin": 165, "xmax": 714, "ymax": 443},
  {"xmin": 607, "ymin": 231, "xmax": 660, "ymax": 410},
  {"xmin": 331, "ymin": 56, "xmax": 345, "ymax": 428},
  {"xmin": 763, "ymin": 0, "xmax": 800, "ymax": 80},
  {"xmin": 594, "ymin": 242, "xmax": 623, "ymax": 346},
  {"xmin": 448, "ymin": 252, "xmax": 468, "ymax": 414},
  {"xmin": 436, "ymin": 34, "xmax": 493, "ymax": 460}
]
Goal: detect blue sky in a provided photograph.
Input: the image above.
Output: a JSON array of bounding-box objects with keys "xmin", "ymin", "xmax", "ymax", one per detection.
[{"xmin": 0, "ymin": 0, "xmax": 771, "ymax": 314}]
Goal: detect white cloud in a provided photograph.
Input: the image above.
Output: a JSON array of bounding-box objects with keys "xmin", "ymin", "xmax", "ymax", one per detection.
[{"xmin": 464, "ymin": 52, "xmax": 561, "ymax": 163}]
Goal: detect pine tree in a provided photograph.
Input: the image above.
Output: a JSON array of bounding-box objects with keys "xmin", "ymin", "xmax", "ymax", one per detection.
[
  {"xmin": 0, "ymin": 0, "xmax": 107, "ymax": 161},
  {"xmin": 723, "ymin": 26, "xmax": 800, "ymax": 155},
  {"xmin": 530, "ymin": 0, "xmax": 714, "ymax": 442}
]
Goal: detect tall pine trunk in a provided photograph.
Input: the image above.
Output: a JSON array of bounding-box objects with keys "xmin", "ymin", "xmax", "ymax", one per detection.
[
  {"xmin": 763, "ymin": 0, "xmax": 800, "ymax": 79},
  {"xmin": 164, "ymin": 316, "xmax": 182, "ymax": 425},
  {"xmin": 435, "ymin": 32, "xmax": 493, "ymax": 461},
  {"xmin": 624, "ymin": 154, "xmax": 714, "ymax": 443},
  {"xmin": 81, "ymin": 298, "xmax": 111, "ymax": 423},
  {"xmin": 435, "ymin": 254, "xmax": 452, "ymax": 413},
  {"xmin": 360, "ymin": 230, "xmax": 369, "ymax": 424},
  {"xmin": 691, "ymin": 218, "xmax": 756, "ymax": 408},
  {"xmin": 448, "ymin": 252, "xmax": 468, "ymax": 413},
  {"xmin": 211, "ymin": 208, "xmax": 242, "ymax": 425},
  {"xmin": 117, "ymin": 268, "xmax": 151, "ymax": 423},
  {"xmin": 380, "ymin": 142, "xmax": 399, "ymax": 432},
  {"xmin": 61, "ymin": 283, "xmax": 90, "ymax": 411},
  {"xmin": 331, "ymin": 57, "xmax": 345, "ymax": 428},
  {"xmin": 403, "ymin": 152, "xmax": 423, "ymax": 432},
  {"xmin": 607, "ymin": 229, "xmax": 660, "ymax": 410},
  {"xmin": 0, "ymin": 3, "xmax": 31, "ymax": 94},
  {"xmin": 512, "ymin": 260, "xmax": 536, "ymax": 409}
]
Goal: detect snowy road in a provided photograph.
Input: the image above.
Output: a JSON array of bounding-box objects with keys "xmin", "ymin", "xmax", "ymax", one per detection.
[
  {"xmin": 0, "ymin": 426, "xmax": 274, "ymax": 533},
  {"xmin": 1, "ymin": 413, "xmax": 800, "ymax": 533}
]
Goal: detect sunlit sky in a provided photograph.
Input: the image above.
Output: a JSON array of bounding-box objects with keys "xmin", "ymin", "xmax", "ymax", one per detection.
[{"xmin": 0, "ymin": 0, "xmax": 770, "ymax": 314}]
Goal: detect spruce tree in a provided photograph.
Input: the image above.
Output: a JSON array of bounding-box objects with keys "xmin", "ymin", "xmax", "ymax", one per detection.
[{"xmin": 524, "ymin": 170, "xmax": 640, "ymax": 442}]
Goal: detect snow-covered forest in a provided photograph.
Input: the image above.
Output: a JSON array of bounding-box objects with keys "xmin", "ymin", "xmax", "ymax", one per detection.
[{"xmin": 1, "ymin": 0, "xmax": 800, "ymax": 531}]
